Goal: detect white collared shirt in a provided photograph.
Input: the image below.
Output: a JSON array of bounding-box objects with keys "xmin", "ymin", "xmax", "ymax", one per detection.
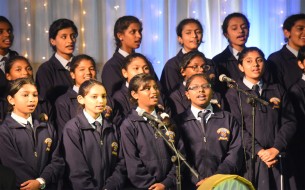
[
  {"xmin": 243, "ymin": 77, "xmax": 263, "ymax": 95},
  {"xmin": 11, "ymin": 112, "xmax": 33, "ymax": 128},
  {"xmin": 228, "ymin": 46, "xmax": 241, "ymax": 60},
  {"xmin": 118, "ymin": 48, "xmax": 129, "ymax": 58},
  {"xmin": 0, "ymin": 53, "xmax": 9, "ymax": 73},
  {"xmin": 83, "ymin": 109, "xmax": 103, "ymax": 129},
  {"xmin": 302, "ymin": 73, "xmax": 305, "ymax": 81},
  {"xmin": 136, "ymin": 107, "xmax": 157, "ymax": 121},
  {"xmin": 182, "ymin": 48, "xmax": 187, "ymax": 54},
  {"xmin": 73, "ymin": 85, "xmax": 79, "ymax": 93},
  {"xmin": 286, "ymin": 44, "xmax": 298, "ymax": 57},
  {"xmin": 55, "ymin": 53, "xmax": 73, "ymax": 70},
  {"xmin": 191, "ymin": 104, "xmax": 214, "ymax": 123},
  {"xmin": 125, "ymin": 81, "xmax": 129, "ymax": 88}
]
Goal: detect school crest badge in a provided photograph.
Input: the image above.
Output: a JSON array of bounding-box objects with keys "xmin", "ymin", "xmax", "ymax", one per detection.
[
  {"xmin": 111, "ymin": 141, "xmax": 118, "ymax": 156},
  {"xmin": 44, "ymin": 138, "xmax": 52, "ymax": 152},
  {"xmin": 269, "ymin": 97, "xmax": 281, "ymax": 109},
  {"xmin": 217, "ymin": 128, "xmax": 230, "ymax": 141}
]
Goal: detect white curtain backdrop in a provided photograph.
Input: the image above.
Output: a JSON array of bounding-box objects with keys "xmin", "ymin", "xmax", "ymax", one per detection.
[{"xmin": 0, "ymin": 0, "xmax": 303, "ymax": 79}]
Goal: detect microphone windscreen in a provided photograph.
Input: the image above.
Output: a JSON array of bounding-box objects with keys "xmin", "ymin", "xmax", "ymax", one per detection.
[{"xmin": 219, "ymin": 74, "xmax": 226, "ymax": 82}]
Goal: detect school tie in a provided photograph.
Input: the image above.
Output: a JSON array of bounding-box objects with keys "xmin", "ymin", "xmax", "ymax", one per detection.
[
  {"xmin": 252, "ymin": 84, "xmax": 260, "ymax": 96},
  {"xmin": 24, "ymin": 121, "xmax": 33, "ymax": 133},
  {"xmin": 66, "ymin": 62, "xmax": 71, "ymax": 71},
  {"xmin": 94, "ymin": 121, "xmax": 102, "ymax": 137},
  {"xmin": 198, "ymin": 110, "xmax": 210, "ymax": 142},
  {"xmin": 0, "ymin": 57, "xmax": 7, "ymax": 72}
]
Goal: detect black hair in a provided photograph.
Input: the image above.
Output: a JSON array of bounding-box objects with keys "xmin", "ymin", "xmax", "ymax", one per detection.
[
  {"xmin": 176, "ymin": 18, "xmax": 203, "ymax": 37},
  {"xmin": 298, "ymin": 46, "xmax": 305, "ymax": 62},
  {"xmin": 0, "ymin": 16, "xmax": 13, "ymax": 32},
  {"xmin": 180, "ymin": 50, "xmax": 206, "ymax": 69},
  {"xmin": 283, "ymin": 14, "xmax": 305, "ymax": 42},
  {"xmin": 70, "ymin": 54, "xmax": 96, "ymax": 73},
  {"xmin": 78, "ymin": 79, "xmax": 104, "ymax": 98},
  {"xmin": 185, "ymin": 73, "xmax": 211, "ymax": 91},
  {"xmin": 238, "ymin": 47, "xmax": 265, "ymax": 65},
  {"xmin": 128, "ymin": 73, "xmax": 157, "ymax": 105},
  {"xmin": 123, "ymin": 53, "xmax": 149, "ymax": 70},
  {"xmin": 114, "ymin": 16, "xmax": 142, "ymax": 50},
  {"xmin": 222, "ymin": 12, "xmax": 250, "ymax": 35},
  {"xmin": 5, "ymin": 55, "xmax": 32, "ymax": 74},
  {"xmin": 49, "ymin": 18, "xmax": 78, "ymax": 51}
]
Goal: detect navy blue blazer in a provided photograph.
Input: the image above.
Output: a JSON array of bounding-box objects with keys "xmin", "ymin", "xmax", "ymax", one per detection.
[
  {"xmin": 226, "ymin": 80, "xmax": 297, "ymax": 190},
  {"xmin": 36, "ymin": 54, "xmax": 73, "ymax": 104},
  {"xmin": 268, "ymin": 45, "xmax": 302, "ymax": 90},
  {"xmin": 102, "ymin": 51, "xmax": 159, "ymax": 96},
  {"xmin": 0, "ymin": 49, "xmax": 18, "ymax": 98},
  {"xmin": 0, "ymin": 114, "xmax": 64, "ymax": 189},
  {"xmin": 160, "ymin": 49, "xmax": 184, "ymax": 95},
  {"xmin": 62, "ymin": 112, "xmax": 120, "ymax": 190},
  {"xmin": 120, "ymin": 109, "xmax": 182, "ymax": 189},
  {"xmin": 226, "ymin": 81, "xmax": 296, "ymax": 153},
  {"xmin": 176, "ymin": 106, "xmax": 242, "ymax": 184}
]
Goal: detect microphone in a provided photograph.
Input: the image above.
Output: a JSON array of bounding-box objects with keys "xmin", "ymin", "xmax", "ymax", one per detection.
[
  {"xmin": 136, "ymin": 109, "xmax": 165, "ymax": 126},
  {"xmin": 219, "ymin": 74, "xmax": 236, "ymax": 83}
]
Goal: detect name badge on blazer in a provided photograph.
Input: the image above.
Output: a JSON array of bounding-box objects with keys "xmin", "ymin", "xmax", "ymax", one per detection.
[
  {"xmin": 111, "ymin": 141, "xmax": 118, "ymax": 156},
  {"xmin": 217, "ymin": 128, "xmax": 230, "ymax": 141}
]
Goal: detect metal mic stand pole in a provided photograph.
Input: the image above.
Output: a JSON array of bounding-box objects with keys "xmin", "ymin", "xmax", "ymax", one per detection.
[
  {"xmin": 227, "ymin": 83, "xmax": 269, "ymax": 185},
  {"xmin": 151, "ymin": 122, "xmax": 199, "ymax": 190}
]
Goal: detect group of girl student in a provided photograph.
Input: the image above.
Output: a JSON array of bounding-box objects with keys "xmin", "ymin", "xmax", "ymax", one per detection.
[
  {"xmin": 55, "ymin": 54, "xmax": 123, "ymax": 135},
  {"xmin": 114, "ymin": 73, "xmax": 183, "ymax": 190},
  {"xmin": 61, "ymin": 79, "xmax": 122, "ymax": 190},
  {"xmin": 168, "ymin": 50, "xmax": 224, "ymax": 116},
  {"xmin": 0, "ymin": 78, "xmax": 64, "ymax": 190},
  {"xmin": 160, "ymin": 18, "xmax": 218, "ymax": 95},
  {"xmin": 225, "ymin": 47, "xmax": 297, "ymax": 189},
  {"xmin": 0, "ymin": 56, "xmax": 52, "ymax": 123},
  {"xmin": 102, "ymin": 15, "xmax": 159, "ymax": 96},
  {"xmin": 35, "ymin": 18, "xmax": 77, "ymax": 105},
  {"xmin": 175, "ymin": 73, "xmax": 242, "ymax": 189}
]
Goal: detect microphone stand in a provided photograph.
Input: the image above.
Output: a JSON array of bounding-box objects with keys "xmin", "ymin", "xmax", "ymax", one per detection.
[
  {"xmin": 151, "ymin": 122, "xmax": 199, "ymax": 190},
  {"xmin": 227, "ymin": 83, "xmax": 269, "ymax": 185}
]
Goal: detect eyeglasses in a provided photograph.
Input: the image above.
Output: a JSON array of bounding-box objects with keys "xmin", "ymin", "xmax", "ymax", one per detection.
[
  {"xmin": 185, "ymin": 65, "xmax": 211, "ymax": 72},
  {"xmin": 187, "ymin": 83, "xmax": 212, "ymax": 91}
]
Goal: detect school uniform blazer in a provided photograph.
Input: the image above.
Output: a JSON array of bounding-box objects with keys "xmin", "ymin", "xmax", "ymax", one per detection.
[
  {"xmin": 102, "ymin": 51, "xmax": 159, "ymax": 96},
  {"xmin": 36, "ymin": 54, "xmax": 73, "ymax": 103},
  {"xmin": 160, "ymin": 49, "xmax": 184, "ymax": 95},
  {"xmin": 0, "ymin": 115, "xmax": 64, "ymax": 189},
  {"xmin": 120, "ymin": 110, "xmax": 180, "ymax": 189},
  {"xmin": 225, "ymin": 80, "xmax": 297, "ymax": 154},
  {"xmin": 176, "ymin": 106, "xmax": 242, "ymax": 183},
  {"xmin": 62, "ymin": 112, "xmax": 120, "ymax": 190},
  {"xmin": 55, "ymin": 88, "xmax": 79, "ymax": 136},
  {"xmin": 268, "ymin": 45, "xmax": 302, "ymax": 90},
  {"xmin": 0, "ymin": 49, "xmax": 18, "ymax": 98}
]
